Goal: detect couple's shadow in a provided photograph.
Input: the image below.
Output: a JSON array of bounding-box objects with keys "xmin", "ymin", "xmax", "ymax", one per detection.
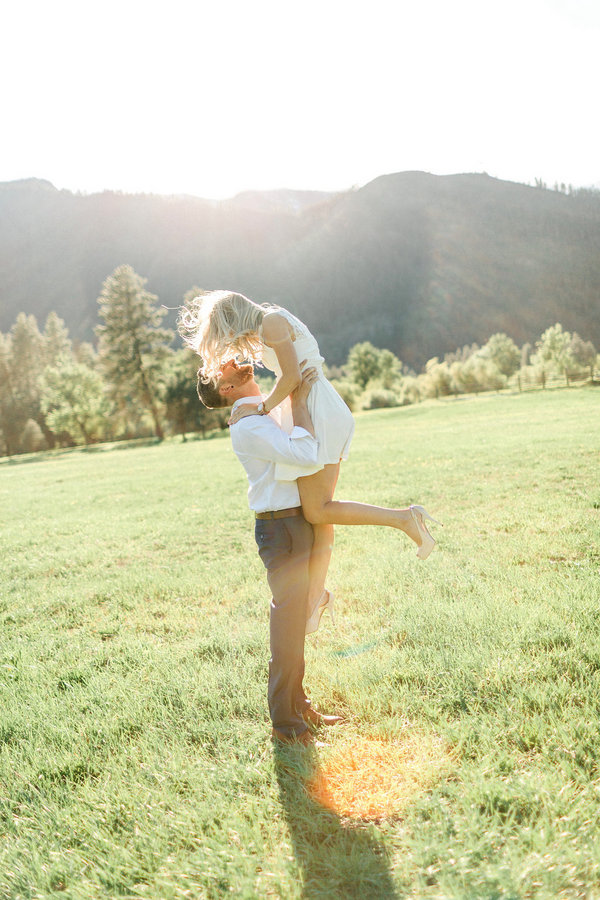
[{"xmin": 273, "ymin": 744, "xmax": 400, "ymax": 899}]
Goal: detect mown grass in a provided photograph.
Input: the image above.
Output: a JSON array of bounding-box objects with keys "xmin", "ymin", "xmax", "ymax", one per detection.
[{"xmin": 1, "ymin": 385, "xmax": 599, "ymax": 899}]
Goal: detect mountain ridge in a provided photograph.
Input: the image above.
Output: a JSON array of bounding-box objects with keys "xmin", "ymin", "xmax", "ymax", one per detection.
[{"xmin": 1, "ymin": 172, "xmax": 599, "ymax": 368}]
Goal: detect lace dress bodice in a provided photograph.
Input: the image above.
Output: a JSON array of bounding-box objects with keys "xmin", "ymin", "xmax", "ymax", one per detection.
[{"xmin": 259, "ymin": 308, "xmax": 325, "ymax": 375}]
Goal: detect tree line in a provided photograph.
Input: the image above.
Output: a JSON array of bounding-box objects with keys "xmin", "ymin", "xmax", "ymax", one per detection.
[
  {"xmin": 336, "ymin": 324, "xmax": 598, "ymax": 412},
  {"xmin": 1, "ymin": 265, "xmax": 598, "ymax": 457}
]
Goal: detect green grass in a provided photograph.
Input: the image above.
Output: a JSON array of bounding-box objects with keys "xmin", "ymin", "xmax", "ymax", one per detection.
[{"xmin": 1, "ymin": 386, "xmax": 599, "ymax": 899}]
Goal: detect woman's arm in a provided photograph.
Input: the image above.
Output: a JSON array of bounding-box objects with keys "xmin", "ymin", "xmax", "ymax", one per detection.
[
  {"xmin": 228, "ymin": 312, "xmax": 301, "ymax": 424},
  {"xmin": 261, "ymin": 312, "xmax": 302, "ymax": 407}
]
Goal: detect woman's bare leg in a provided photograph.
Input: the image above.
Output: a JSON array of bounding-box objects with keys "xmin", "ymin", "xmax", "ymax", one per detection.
[
  {"xmin": 302, "ymin": 464, "xmax": 340, "ymax": 605},
  {"xmin": 297, "ymin": 466, "xmax": 423, "ymax": 545}
]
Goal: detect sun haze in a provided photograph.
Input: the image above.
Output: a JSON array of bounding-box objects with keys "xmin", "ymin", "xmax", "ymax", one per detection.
[{"xmin": 1, "ymin": 0, "xmax": 598, "ymax": 198}]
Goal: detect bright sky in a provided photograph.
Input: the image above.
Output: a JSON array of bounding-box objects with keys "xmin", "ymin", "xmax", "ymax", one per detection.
[{"xmin": 2, "ymin": 0, "xmax": 598, "ymax": 199}]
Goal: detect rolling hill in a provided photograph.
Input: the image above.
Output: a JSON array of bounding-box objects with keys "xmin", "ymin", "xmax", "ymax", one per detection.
[{"xmin": 1, "ymin": 172, "xmax": 599, "ymax": 368}]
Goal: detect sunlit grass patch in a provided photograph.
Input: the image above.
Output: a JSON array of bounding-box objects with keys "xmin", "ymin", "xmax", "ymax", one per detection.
[{"xmin": 307, "ymin": 730, "xmax": 454, "ymax": 820}]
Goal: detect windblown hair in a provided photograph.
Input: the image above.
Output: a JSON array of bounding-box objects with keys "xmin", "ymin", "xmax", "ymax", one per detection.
[
  {"xmin": 178, "ymin": 290, "xmax": 278, "ymax": 381},
  {"xmin": 196, "ymin": 371, "xmax": 228, "ymax": 409}
]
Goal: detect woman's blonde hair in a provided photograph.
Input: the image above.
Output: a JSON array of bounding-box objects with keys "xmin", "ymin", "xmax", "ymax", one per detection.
[{"xmin": 178, "ymin": 290, "xmax": 279, "ymax": 380}]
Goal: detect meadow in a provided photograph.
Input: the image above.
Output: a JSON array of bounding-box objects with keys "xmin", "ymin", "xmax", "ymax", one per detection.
[{"xmin": 1, "ymin": 385, "xmax": 599, "ymax": 899}]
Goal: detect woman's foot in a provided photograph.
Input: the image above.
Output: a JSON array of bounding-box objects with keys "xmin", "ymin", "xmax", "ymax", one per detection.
[
  {"xmin": 401, "ymin": 508, "xmax": 423, "ymax": 546},
  {"xmin": 409, "ymin": 505, "xmax": 442, "ymax": 560},
  {"xmin": 306, "ymin": 590, "xmax": 335, "ymax": 635},
  {"xmin": 397, "ymin": 506, "xmax": 441, "ymax": 558}
]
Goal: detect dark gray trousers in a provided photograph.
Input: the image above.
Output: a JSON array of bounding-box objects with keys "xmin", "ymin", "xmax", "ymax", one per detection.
[{"xmin": 255, "ymin": 513, "xmax": 314, "ymax": 738}]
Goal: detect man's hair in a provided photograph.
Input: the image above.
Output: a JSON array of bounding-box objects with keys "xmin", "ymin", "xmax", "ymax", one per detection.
[{"xmin": 196, "ymin": 371, "xmax": 229, "ymax": 409}]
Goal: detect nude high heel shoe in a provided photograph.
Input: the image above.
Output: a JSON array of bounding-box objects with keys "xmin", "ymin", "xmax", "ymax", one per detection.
[
  {"xmin": 409, "ymin": 505, "xmax": 443, "ymax": 560},
  {"xmin": 306, "ymin": 590, "xmax": 335, "ymax": 635}
]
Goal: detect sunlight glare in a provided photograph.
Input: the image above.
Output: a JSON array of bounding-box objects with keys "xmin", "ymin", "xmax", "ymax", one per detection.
[{"xmin": 307, "ymin": 732, "xmax": 454, "ymax": 820}]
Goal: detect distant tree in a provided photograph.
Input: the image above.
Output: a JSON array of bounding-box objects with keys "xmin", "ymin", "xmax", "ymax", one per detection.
[
  {"xmin": 535, "ymin": 323, "xmax": 575, "ymax": 385},
  {"xmin": 400, "ymin": 375, "xmax": 422, "ymax": 405},
  {"xmin": 521, "ymin": 342, "xmax": 532, "ymax": 369},
  {"xmin": 43, "ymin": 312, "xmax": 72, "ymax": 365},
  {"xmin": 444, "ymin": 344, "xmax": 480, "ymax": 365},
  {"xmin": 480, "ymin": 333, "xmax": 521, "ymax": 377},
  {"xmin": 362, "ymin": 388, "xmax": 399, "ymax": 409},
  {"xmin": 347, "ymin": 341, "xmax": 382, "ymax": 389},
  {"xmin": 40, "ymin": 357, "xmax": 110, "ymax": 446},
  {"xmin": 96, "ymin": 265, "xmax": 173, "ymax": 440},
  {"xmin": 450, "ymin": 359, "xmax": 478, "ymax": 394},
  {"xmin": 10, "ymin": 313, "xmax": 44, "ymax": 420},
  {"xmin": 0, "ymin": 332, "xmax": 22, "ymax": 456},
  {"xmin": 38, "ymin": 312, "xmax": 74, "ymax": 448},
  {"xmin": 378, "ymin": 349, "xmax": 403, "ymax": 388},
  {"xmin": 20, "ymin": 419, "xmax": 47, "ymax": 453},
  {"xmin": 424, "ymin": 357, "xmax": 454, "ymax": 398},
  {"xmin": 0, "ymin": 315, "xmax": 45, "ymax": 455},
  {"xmin": 450, "ymin": 356, "xmax": 505, "ymax": 394},
  {"xmin": 479, "ymin": 359, "xmax": 506, "ymax": 391},
  {"xmin": 569, "ymin": 332, "xmax": 597, "ymax": 379},
  {"xmin": 73, "ymin": 341, "xmax": 98, "ymax": 368},
  {"xmin": 164, "ymin": 349, "xmax": 222, "ymax": 439}
]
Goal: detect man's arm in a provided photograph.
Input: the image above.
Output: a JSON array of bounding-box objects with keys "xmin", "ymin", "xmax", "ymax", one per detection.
[
  {"xmin": 231, "ymin": 415, "xmax": 318, "ymax": 467},
  {"xmin": 230, "ymin": 369, "xmax": 319, "ymax": 467}
]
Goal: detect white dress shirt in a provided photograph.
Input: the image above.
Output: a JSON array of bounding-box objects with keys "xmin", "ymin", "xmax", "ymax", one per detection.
[{"xmin": 229, "ymin": 396, "xmax": 319, "ymax": 513}]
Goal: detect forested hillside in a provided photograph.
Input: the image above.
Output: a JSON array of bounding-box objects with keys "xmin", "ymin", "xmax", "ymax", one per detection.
[{"xmin": 2, "ymin": 173, "xmax": 599, "ymax": 368}]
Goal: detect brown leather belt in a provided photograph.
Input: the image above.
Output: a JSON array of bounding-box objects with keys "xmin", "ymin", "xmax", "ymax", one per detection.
[{"xmin": 255, "ymin": 506, "xmax": 303, "ymax": 520}]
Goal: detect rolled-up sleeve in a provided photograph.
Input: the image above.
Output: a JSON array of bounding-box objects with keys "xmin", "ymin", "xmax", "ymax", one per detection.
[{"xmin": 231, "ymin": 419, "xmax": 319, "ymax": 468}]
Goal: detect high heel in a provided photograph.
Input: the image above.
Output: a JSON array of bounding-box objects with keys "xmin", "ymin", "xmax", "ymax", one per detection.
[
  {"xmin": 306, "ymin": 590, "xmax": 335, "ymax": 635},
  {"xmin": 409, "ymin": 505, "xmax": 443, "ymax": 560}
]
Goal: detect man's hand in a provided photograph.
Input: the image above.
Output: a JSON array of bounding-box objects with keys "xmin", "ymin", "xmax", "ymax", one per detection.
[
  {"xmin": 292, "ymin": 366, "xmax": 318, "ymax": 405},
  {"xmin": 290, "ymin": 366, "xmax": 318, "ymax": 436},
  {"xmin": 228, "ymin": 401, "xmax": 260, "ymax": 426}
]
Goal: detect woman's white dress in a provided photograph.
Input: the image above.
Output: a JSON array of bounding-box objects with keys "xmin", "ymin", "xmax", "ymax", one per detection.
[{"xmin": 259, "ymin": 308, "xmax": 355, "ymax": 482}]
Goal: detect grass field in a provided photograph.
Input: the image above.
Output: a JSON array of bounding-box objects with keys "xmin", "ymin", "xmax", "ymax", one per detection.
[{"xmin": 1, "ymin": 386, "xmax": 599, "ymax": 899}]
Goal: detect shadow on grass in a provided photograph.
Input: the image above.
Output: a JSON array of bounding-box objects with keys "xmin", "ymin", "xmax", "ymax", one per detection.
[
  {"xmin": 274, "ymin": 745, "xmax": 399, "ymax": 899},
  {"xmin": 0, "ymin": 437, "xmax": 161, "ymax": 467},
  {"xmin": 0, "ymin": 431, "xmax": 230, "ymax": 467}
]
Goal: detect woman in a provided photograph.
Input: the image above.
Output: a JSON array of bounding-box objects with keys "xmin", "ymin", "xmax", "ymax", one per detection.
[{"xmin": 179, "ymin": 290, "xmax": 440, "ymax": 629}]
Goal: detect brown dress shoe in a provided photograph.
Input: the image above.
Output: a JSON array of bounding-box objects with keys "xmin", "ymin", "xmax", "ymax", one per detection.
[
  {"xmin": 302, "ymin": 707, "xmax": 345, "ymax": 727},
  {"xmin": 271, "ymin": 727, "xmax": 315, "ymax": 746}
]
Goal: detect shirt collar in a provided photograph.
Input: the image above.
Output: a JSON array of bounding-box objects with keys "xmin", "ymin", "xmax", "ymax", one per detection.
[{"xmin": 231, "ymin": 394, "xmax": 264, "ymax": 411}]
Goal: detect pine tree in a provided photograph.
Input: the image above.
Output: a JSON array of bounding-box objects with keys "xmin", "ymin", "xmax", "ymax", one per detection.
[
  {"xmin": 11, "ymin": 313, "xmax": 44, "ymax": 420},
  {"xmin": 0, "ymin": 332, "xmax": 21, "ymax": 456},
  {"xmin": 43, "ymin": 312, "xmax": 72, "ymax": 366},
  {"xmin": 95, "ymin": 265, "xmax": 173, "ymax": 440},
  {"xmin": 0, "ymin": 315, "xmax": 44, "ymax": 455},
  {"xmin": 74, "ymin": 342, "xmax": 98, "ymax": 368}
]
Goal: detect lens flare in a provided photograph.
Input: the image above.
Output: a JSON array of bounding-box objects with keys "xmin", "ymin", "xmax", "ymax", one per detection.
[{"xmin": 306, "ymin": 732, "xmax": 453, "ymax": 820}]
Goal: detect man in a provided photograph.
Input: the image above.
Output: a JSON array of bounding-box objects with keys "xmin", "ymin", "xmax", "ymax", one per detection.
[{"xmin": 197, "ymin": 360, "xmax": 343, "ymax": 747}]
